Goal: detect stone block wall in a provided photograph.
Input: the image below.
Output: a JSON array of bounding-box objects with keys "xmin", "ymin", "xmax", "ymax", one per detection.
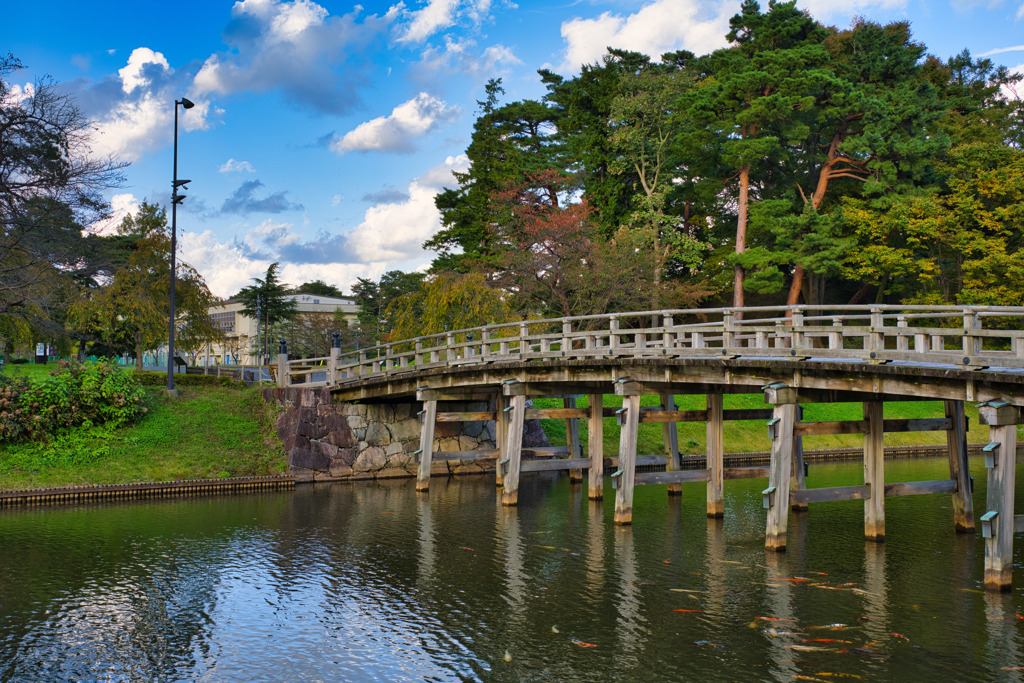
[{"xmin": 263, "ymin": 387, "xmax": 509, "ymax": 481}]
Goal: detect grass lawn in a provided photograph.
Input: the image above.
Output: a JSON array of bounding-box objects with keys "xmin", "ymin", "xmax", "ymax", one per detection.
[{"xmin": 0, "ymin": 365, "xmax": 286, "ymax": 490}]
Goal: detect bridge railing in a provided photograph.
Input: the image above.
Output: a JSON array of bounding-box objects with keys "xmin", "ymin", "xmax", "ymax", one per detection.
[{"xmin": 277, "ymin": 305, "xmax": 1024, "ymax": 388}]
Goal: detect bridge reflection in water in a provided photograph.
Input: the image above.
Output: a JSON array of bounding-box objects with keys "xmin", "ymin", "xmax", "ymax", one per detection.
[{"xmin": 278, "ymin": 305, "xmax": 1024, "ymax": 591}]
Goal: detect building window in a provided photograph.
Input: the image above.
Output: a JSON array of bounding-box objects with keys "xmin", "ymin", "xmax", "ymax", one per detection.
[{"xmin": 210, "ymin": 311, "xmax": 236, "ymax": 333}]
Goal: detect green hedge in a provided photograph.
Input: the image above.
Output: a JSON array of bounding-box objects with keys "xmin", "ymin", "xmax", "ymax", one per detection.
[{"xmin": 132, "ymin": 371, "xmax": 241, "ymax": 387}]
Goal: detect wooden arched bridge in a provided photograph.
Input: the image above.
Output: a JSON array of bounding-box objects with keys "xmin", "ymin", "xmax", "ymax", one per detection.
[{"xmin": 275, "ymin": 305, "xmax": 1024, "ymax": 590}]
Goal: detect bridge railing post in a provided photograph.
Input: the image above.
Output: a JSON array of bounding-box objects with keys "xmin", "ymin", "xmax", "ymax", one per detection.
[
  {"xmin": 829, "ymin": 318, "xmax": 843, "ymax": 350},
  {"xmin": 609, "ymin": 316, "xmax": 619, "ymax": 355},
  {"xmin": 869, "ymin": 307, "xmax": 884, "ymax": 361},
  {"xmin": 277, "ymin": 339, "xmax": 289, "ymax": 387},
  {"xmin": 561, "ymin": 320, "xmax": 571, "ymax": 355},
  {"xmin": 896, "ymin": 314, "xmax": 910, "ymax": 351},
  {"xmin": 329, "ymin": 335, "xmax": 339, "ymax": 385},
  {"xmin": 722, "ymin": 309, "xmax": 735, "ymax": 350},
  {"xmin": 774, "ymin": 319, "xmax": 787, "ymax": 349},
  {"xmin": 963, "ymin": 308, "xmax": 981, "ymax": 362},
  {"xmin": 518, "ymin": 322, "xmax": 530, "ymax": 357},
  {"xmin": 481, "ymin": 328, "xmax": 491, "ymax": 359},
  {"xmin": 791, "ymin": 307, "xmax": 805, "ymax": 351},
  {"xmin": 662, "ymin": 314, "xmax": 673, "ymax": 351}
]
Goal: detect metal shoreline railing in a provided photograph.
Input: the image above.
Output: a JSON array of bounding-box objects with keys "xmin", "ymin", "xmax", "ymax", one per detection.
[{"xmin": 276, "ymin": 305, "xmax": 1024, "ymax": 389}]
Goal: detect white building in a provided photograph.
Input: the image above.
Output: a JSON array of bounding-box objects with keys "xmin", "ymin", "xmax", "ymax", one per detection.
[{"xmin": 204, "ymin": 294, "xmax": 360, "ymax": 365}]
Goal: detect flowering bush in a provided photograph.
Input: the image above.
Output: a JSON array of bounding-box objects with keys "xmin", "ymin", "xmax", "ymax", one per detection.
[{"xmin": 0, "ymin": 360, "xmax": 147, "ymax": 443}]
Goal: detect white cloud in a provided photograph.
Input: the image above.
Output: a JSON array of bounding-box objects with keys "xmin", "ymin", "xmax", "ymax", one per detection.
[
  {"xmin": 87, "ymin": 193, "xmax": 141, "ymax": 236},
  {"xmin": 193, "ymin": 0, "xmax": 397, "ymax": 113},
  {"xmin": 346, "ymin": 155, "xmax": 467, "ymax": 261},
  {"xmin": 1018, "ymin": 2, "xmax": 1024, "ymax": 19},
  {"xmin": 797, "ymin": 0, "xmax": 908, "ymax": 19},
  {"xmin": 219, "ymin": 158, "xmax": 256, "ymax": 173},
  {"xmin": 87, "ymin": 48, "xmax": 211, "ymax": 161},
  {"xmin": 180, "ymin": 227, "xmax": 383, "ymax": 297},
  {"xmin": 397, "ymin": 0, "xmax": 501, "ymax": 43},
  {"xmin": 556, "ymin": 0, "xmax": 739, "ymax": 72},
  {"xmin": 400, "ymin": 0, "xmax": 460, "ymax": 43},
  {"xmin": 118, "ymin": 47, "xmax": 170, "ymax": 94},
  {"xmin": 978, "ymin": 44, "xmax": 1024, "ymax": 57},
  {"xmin": 414, "ymin": 36, "xmax": 521, "ymax": 77},
  {"xmin": 176, "ymin": 156, "xmax": 468, "ymax": 296},
  {"xmin": 330, "ymin": 92, "xmax": 458, "ymax": 154},
  {"xmin": 180, "ymin": 230, "xmax": 269, "ymax": 298}
]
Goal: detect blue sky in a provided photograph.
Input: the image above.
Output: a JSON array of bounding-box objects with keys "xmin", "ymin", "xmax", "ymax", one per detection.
[{"xmin": 4, "ymin": 0, "xmax": 1023, "ymax": 298}]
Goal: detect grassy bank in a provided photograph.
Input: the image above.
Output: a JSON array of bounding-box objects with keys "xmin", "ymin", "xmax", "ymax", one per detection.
[{"xmin": 0, "ymin": 363, "xmax": 285, "ymax": 490}]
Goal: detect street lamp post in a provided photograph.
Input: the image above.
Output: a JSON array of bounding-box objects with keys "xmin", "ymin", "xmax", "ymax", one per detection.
[{"xmin": 167, "ymin": 96, "xmax": 194, "ymax": 394}]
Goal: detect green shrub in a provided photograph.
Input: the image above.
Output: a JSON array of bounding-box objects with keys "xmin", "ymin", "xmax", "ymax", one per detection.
[{"xmin": 0, "ymin": 360, "xmax": 147, "ymax": 443}]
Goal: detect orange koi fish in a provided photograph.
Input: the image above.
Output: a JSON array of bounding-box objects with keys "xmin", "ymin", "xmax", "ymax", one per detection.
[
  {"xmin": 673, "ymin": 609, "xmax": 705, "ymax": 613},
  {"xmin": 572, "ymin": 639, "xmax": 597, "ymax": 647},
  {"xmin": 756, "ymin": 616, "xmax": 795, "ymax": 621}
]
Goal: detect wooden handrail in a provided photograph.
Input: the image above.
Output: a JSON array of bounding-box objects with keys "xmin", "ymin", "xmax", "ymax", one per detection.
[{"xmin": 277, "ymin": 305, "xmax": 1024, "ymax": 388}]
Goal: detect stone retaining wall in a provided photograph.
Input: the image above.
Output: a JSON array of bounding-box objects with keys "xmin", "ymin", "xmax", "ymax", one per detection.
[{"xmin": 263, "ymin": 387, "xmax": 545, "ymax": 481}]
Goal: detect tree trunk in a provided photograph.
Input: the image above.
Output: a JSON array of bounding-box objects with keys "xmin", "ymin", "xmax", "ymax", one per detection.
[
  {"xmin": 786, "ymin": 263, "xmax": 805, "ymax": 306},
  {"xmin": 733, "ymin": 164, "xmax": 750, "ymax": 310},
  {"xmin": 135, "ymin": 331, "xmax": 144, "ymax": 372},
  {"xmin": 848, "ymin": 281, "xmax": 873, "ymax": 305}
]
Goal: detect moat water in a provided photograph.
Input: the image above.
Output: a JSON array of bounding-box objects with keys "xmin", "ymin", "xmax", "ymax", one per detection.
[{"xmin": 2, "ymin": 457, "xmax": 1024, "ymax": 681}]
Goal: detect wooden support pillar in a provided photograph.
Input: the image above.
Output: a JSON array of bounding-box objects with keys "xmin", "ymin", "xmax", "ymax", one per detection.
[
  {"xmin": 791, "ymin": 405, "xmax": 807, "ymax": 512},
  {"xmin": 979, "ymin": 400, "xmax": 1021, "ymax": 591},
  {"xmin": 495, "ymin": 394, "xmax": 509, "ymax": 488},
  {"xmin": 706, "ymin": 393, "xmax": 724, "ymax": 518},
  {"xmin": 662, "ymin": 394, "xmax": 682, "ymax": 495},
  {"xmin": 588, "ymin": 393, "xmax": 604, "ymax": 500},
  {"xmin": 763, "ymin": 383, "xmax": 796, "ymax": 551},
  {"xmin": 501, "ymin": 394, "xmax": 527, "ymax": 506},
  {"xmin": 564, "ymin": 396, "xmax": 584, "ymax": 482},
  {"xmin": 614, "ymin": 392, "xmax": 641, "ymax": 525},
  {"xmin": 863, "ymin": 401, "xmax": 885, "ymax": 542},
  {"xmin": 945, "ymin": 400, "xmax": 974, "ymax": 533},
  {"xmin": 416, "ymin": 400, "xmax": 437, "ymax": 492}
]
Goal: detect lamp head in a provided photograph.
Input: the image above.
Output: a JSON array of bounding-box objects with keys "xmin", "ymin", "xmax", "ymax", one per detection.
[{"xmin": 178, "ymin": 97, "xmax": 195, "ymax": 109}]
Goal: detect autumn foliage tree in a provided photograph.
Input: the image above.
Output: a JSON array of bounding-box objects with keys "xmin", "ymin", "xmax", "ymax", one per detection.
[{"xmin": 386, "ymin": 272, "xmax": 512, "ymax": 342}]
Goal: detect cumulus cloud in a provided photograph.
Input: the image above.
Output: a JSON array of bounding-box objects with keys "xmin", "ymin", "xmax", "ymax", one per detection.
[
  {"xmin": 87, "ymin": 193, "xmax": 142, "ymax": 236},
  {"xmin": 221, "ymin": 179, "xmax": 304, "ymax": 215},
  {"xmin": 556, "ymin": 0, "xmax": 738, "ymax": 72},
  {"xmin": 396, "ymin": 0, "xmax": 503, "ymax": 43},
  {"xmin": 177, "ymin": 156, "xmax": 468, "ymax": 296},
  {"xmin": 345, "ymin": 155, "xmax": 467, "ymax": 262},
  {"xmin": 219, "ymin": 158, "xmax": 256, "ymax": 173},
  {"xmin": 118, "ymin": 47, "xmax": 170, "ymax": 93},
  {"xmin": 193, "ymin": 0, "xmax": 398, "ymax": 113},
  {"xmin": 86, "ymin": 47, "xmax": 211, "ymax": 162},
  {"xmin": 412, "ymin": 36, "xmax": 521, "ymax": 80},
  {"xmin": 330, "ymin": 93, "xmax": 459, "ymax": 154}
]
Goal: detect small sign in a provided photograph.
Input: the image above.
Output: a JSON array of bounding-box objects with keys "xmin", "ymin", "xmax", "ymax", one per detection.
[{"xmin": 35, "ymin": 343, "xmax": 45, "ymax": 356}]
